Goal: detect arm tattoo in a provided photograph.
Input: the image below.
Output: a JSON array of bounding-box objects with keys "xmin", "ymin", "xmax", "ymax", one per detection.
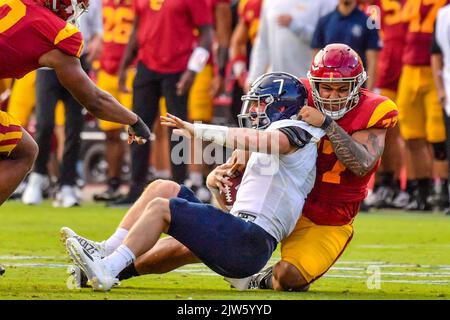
[{"xmin": 325, "ymin": 121, "xmax": 384, "ymax": 177}]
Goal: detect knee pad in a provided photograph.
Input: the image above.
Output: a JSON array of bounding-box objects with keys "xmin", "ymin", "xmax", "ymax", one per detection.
[{"xmin": 432, "ymin": 142, "xmax": 447, "ymax": 161}]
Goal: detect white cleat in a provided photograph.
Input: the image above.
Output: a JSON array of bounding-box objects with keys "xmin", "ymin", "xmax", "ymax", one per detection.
[
  {"xmin": 223, "ymin": 276, "xmax": 253, "ymax": 291},
  {"xmin": 53, "ymin": 185, "xmax": 80, "ymax": 208},
  {"xmin": 60, "ymin": 227, "xmax": 107, "ymax": 260},
  {"xmin": 65, "ymin": 238, "xmax": 117, "ymax": 292},
  {"xmin": 21, "ymin": 173, "xmax": 49, "ymax": 205}
]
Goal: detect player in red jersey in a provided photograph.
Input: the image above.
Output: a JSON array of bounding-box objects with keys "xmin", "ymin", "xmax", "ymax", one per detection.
[
  {"xmin": 0, "ymin": 0, "xmax": 148, "ymax": 276},
  {"xmin": 0, "ymin": 0, "xmax": 149, "ymax": 143},
  {"xmin": 225, "ymin": 43, "xmax": 398, "ymax": 291},
  {"xmin": 59, "ymin": 44, "xmax": 398, "ymax": 292},
  {"xmin": 92, "ymin": 0, "xmax": 136, "ymax": 202}
]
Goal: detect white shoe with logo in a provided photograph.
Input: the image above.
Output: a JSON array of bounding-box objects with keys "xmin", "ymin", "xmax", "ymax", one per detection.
[
  {"xmin": 65, "ymin": 238, "xmax": 117, "ymax": 292},
  {"xmin": 60, "ymin": 227, "xmax": 107, "ymax": 260}
]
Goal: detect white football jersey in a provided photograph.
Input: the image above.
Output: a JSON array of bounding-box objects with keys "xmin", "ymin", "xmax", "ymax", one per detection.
[{"xmin": 230, "ymin": 119, "xmax": 325, "ymax": 242}]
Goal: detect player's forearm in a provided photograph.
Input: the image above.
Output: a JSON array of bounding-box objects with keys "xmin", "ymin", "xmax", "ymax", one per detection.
[
  {"xmin": 57, "ymin": 67, "xmax": 138, "ymax": 125},
  {"xmin": 92, "ymin": 89, "xmax": 138, "ymax": 125},
  {"xmin": 194, "ymin": 124, "xmax": 284, "ymax": 154},
  {"xmin": 324, "ymin": 120, "xmax": 380, "ymax": 177},
  {"xmin": 226, "ymin": 128, "xmax": 282, "ymax": 154}
]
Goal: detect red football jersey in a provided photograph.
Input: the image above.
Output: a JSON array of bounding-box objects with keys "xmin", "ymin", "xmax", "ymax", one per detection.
[
  {"xmin": 100, "ymin": 0, "xmax": 134, "ymax": 75},
  {"xmin": 0, "ymin": 0, "xmax": 84, "ymax": 79},
  {"xmin": 375, "ymin": 0, "xmax": 408, "ymax": 90},
  {"xmin": 238, "ymin": 0, "xmax": 262, "ymax": 45},
  {"xmin": 300, "ymin": 79, "xmax": 398, "ymax": 226},
  {"xmin": 133, "ymin": 0, "xmax": 213, "ymax": 73},
  {"xmin": 402, "ymin": 0, "xmax": 449, "ymax": 66}
]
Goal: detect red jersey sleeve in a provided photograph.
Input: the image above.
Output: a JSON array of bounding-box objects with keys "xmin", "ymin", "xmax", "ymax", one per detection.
[
  {"xmin": 366, "ymin": 98, "xmax": 399, "ymax": 130},
  {"xmin": 52, "ymin": 23, "xmax": 84, "ymax": 58},
  {"xmin": 32, "ymin": 10, "xmax": 84, "ymax": 58}
]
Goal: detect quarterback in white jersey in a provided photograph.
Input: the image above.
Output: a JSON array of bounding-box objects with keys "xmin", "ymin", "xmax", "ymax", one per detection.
[{"xmin": 61, "ymin": 72, "xmax": 324, "ymax": 292}]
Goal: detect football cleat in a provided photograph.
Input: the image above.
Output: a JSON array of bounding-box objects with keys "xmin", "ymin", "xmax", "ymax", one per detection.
[
  {"xmin": 66, "ymin": 265, "xmax": 120, "ymax": 290},
  {"xmin": 66, "ymin": 265, "xmax": 89, "ymax": 289},
  {"xmin": 391, "ymin": 190, "xmax": 411, "ymax": 209},
  {"xmin": 21, "ymin": 173, "xmax": 50, "ymax": 205},
  {"xmin": 93, "ymin": 186, "xmax": 121, "ymax": 202},
  {"xmin": 0, "ymin": 264, "xmax": 5, "ymax": 276},
  {"xmin": 224, "ymin": 266, "xmax": 274, "ymax": 291},
  {"xmin": 65, "ymin": 238, "xmax": 118, "ymax": 292},
  {"xmin": 53, "ymin": 185, "xmax": 80, "ymax": 208},
  {"xmin": 368, "ymin": 186, "xmax": 396, "ymax": 209},
  {"xmin": 60, "ymin": 227, "xmax": 107, "ymax": 260}
]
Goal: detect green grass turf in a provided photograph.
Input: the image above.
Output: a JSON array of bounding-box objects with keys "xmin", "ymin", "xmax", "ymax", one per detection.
[{"xmin": 0, "ymin": 201, "xmax": 449, "ymax": 300}]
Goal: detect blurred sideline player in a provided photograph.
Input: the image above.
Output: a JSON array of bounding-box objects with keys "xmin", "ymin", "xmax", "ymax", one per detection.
[
  {"xmin": 396, "ymin": 0, "xmax": 449, "ymax": 211},
  {"xmin": 364, "ymin": 0, "xmax": 409, "ymax": 209},
  {"xmin": 187, "ymin": 0, "xmax": 232, "ymax": 202},
  {"xmin": 113, "ymin": 0, "xmax": 213, "ymax": 206},
  {"xmin": 61, "ymin": 46, "xmax": 398, "ymax": 292},
  {"xmin": 92, "ymin": 0, "xmax": 136, "ymax": 202}
]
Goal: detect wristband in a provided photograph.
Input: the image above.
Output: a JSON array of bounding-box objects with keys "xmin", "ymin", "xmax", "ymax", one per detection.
[
  {"xmin": 320, "ymin": 115, "xmax": 333, "ymax": 130},
  {"xmin": 131, "ymin": 116, "xmax": 151, "ymax": 140},
  {"xmin": 194, "ymin": 123, "xmax": 229, "ymax": 145},
  {"xmin": 188, "ymin": 47, "xmax": 210, "ymax": 73}
]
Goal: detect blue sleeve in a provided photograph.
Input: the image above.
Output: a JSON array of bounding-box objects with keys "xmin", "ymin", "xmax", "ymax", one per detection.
[
  {"xmin": 311, "ymin": 18, "xmax": 325, "ymax": 49},
  {"xmin": 366, "ymin": 19, "xmax": 381, "ymax": 50}
]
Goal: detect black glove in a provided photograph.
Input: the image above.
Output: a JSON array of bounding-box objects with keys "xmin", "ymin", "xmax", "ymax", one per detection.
[{"xmin": 128, "ymin": 116, "xmax": 151, "ymax": 144}]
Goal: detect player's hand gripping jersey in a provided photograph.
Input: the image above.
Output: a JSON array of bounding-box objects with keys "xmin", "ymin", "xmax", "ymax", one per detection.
[{"xmin": 0, "ymin": 0, "xmax": 84, "ymax": 79}]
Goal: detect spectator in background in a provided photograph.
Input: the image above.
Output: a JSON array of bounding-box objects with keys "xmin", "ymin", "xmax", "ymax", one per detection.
[
  {"xmin": 22, "ymin": 0, "xmax": 105, "ymax": 207},
  {"xmin": 113, "ymin": 0, "xmax": 213, "ymax": 207},
  {"xmin": 311, "ymin": 0, "xmax": 380, "ymax": 91},
  {"xmin": 92, "ymin": 0, "xmax": 135, "ymax": 203},
  {"xmin": 364, "ymin": 0, "xmax": 410, "ymax": 210},
  {"xmin": 246, "ymin": 0, "xmax": 337, "ymax": 91},
  {"xmin": 396, "ymin": 0, "xmax": 448, "ymax": 211},
  {"xmin": 431, "ymin": 3, "xmax": 450, "ymax": 215}
]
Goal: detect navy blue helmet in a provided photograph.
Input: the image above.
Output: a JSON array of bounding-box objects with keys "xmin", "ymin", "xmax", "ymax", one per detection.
[{"xmin": 238, "ymin": 72, "xmax": 308, "ymax": 129}]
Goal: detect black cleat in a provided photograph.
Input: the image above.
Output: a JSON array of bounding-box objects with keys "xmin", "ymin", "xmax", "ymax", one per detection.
[
  {"xmin": 93, "ymin": 186, "xmax": 121, "ymax": 202},
  {"xmin": 0, "ymin": 264, "xmax": 5, "ymax": 276}
]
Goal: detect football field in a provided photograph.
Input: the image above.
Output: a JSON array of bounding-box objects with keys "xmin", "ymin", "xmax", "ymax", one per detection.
[{"xmin": 0, "ymin": 201, "xmax": 449, "ymax": 300}]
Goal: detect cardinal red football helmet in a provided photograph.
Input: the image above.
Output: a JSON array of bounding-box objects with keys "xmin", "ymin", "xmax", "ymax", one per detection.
[
  {"xmin": 307, "ymin": 43, "xmax": 367, "ymax": 120},
  {"xmin": 40, "ymin": 0, "xmax": 89, "ymax": 23}
]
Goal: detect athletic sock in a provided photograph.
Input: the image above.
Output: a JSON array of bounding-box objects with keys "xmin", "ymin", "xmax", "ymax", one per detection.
[
  {"xmin": 104, "ymin": 227, "xmax": 128, "ymax": 255},
  {"xmin": 118, "ymin": 263, "xmax": 140, "ymax": 280},
  {"xmin": 103, "ymin": 244, "xmax": 136, "ymax": 277}
]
